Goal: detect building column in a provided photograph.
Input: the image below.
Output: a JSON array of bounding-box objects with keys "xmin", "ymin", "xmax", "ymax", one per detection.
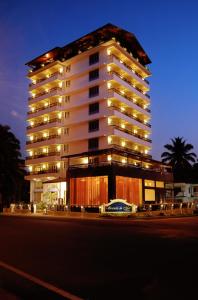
[{"xmin": 108, "ymin": 173, "xmax": 116, "ymax": 202}]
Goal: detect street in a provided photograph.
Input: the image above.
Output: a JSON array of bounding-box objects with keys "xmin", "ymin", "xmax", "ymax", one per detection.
[{"xmin": 0, "ymin": 215, "xmax": 198, "ymax": 299}]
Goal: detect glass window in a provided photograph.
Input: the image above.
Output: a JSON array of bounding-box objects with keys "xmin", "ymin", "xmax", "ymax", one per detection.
[
  {"xmin": 89, "ymin": 102, "xmax": 99, "ymax": 115},
  {"xmin": 144, "ymin": 180, "xmax": 155, "ymax": 187},
  {"xmin": 156, "ymin": 181, "xmax": 164, "ymax": 188},
  {"xmin": 89, "ymin": 120, "xmax": 99, "ymax": 132},
  {"xmin": 89, "ymin": 69, "xmax": 99, "ymax": 81},
  {"xmin": 88, "ymin": 138, "xmax": 99, "ymax": 150},
  {"xmin": 89, "ymin": 52, "xmax": 99, "ymax": 65},
  {"xmin": 145, "ymin": 189, "xmax": 155, "ymax": 201},
  {"xmin": 89, "ymin": 86, "xmax": 99, "ymax": 98}
]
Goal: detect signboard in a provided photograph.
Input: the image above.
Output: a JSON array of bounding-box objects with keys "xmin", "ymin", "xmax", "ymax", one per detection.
[{"xmin": 100, "ymin": 199, "xmax": 137, "ymax": 216}]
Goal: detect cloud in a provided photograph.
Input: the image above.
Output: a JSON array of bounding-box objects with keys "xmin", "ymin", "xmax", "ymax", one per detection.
[{"xmin": 10, "ymin": 110, "xmax": 24, "ymax": 121}]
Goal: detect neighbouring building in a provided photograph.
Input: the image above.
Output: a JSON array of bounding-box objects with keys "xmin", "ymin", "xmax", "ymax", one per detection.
[{"xmin": 25, "ymin": 23, "xmax": 172, "ymax": 209}]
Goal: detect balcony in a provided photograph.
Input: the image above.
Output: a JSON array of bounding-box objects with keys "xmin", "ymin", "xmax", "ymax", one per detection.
[
  {"xmin": 111, "ymin": 144, "xmax": 151, "ymax": 158},
  {"xmin": 28, "ymin": 87, "xmax": 62, "ymax": 101},
  {"xmin": 109, "ymin": 70, "xmax": 150, "ymax": 99},
  {"xmin": 110, "ymin": 54, "xmax": 150, "ymax": 84},
  {"xmin": 26, "ymin": 134, "xmax": 60, "ymax": 145},
  {"xmin": 111, "ymin": 124, "xmax": 152, "ymax": 143},
  {"xmin": 29, "ymin": 72, "xmax": 62, "ymax": 89},
  {"xmin": 26, "ymin": 151, "xmax": 61, "ymax": 160},
  {"xmin": 109, "ymin": 88, "xmax": 151, "ymax": 113},
  {"xmin": 27, "ymin": 167, "xmax": 59, "ymax": 175},
  {"xmin": 109, "ymin": 105, "xmax": 151, "ymax": 128},
  {"xmin": 27, "ymin": 118, "xmax": 61, "ymax": 130},
  {"xmin": 27, "ymin": 102, "xmax": 61, "ymax": 115}
]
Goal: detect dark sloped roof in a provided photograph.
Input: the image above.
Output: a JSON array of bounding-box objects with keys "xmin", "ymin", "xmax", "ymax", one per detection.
[{"xmin": 26, "ymin": 23, "xmax": 151, "ymax": 69}]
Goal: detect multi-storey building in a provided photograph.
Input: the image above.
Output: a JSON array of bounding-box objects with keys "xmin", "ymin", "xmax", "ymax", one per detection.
[{"xmin": 25, "ymin": 24, "xmax": 172, "ymax": 208}]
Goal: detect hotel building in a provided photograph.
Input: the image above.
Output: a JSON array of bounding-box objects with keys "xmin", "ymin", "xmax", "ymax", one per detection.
[{"xmin": 25, "ymin": 24, "xmax": 172, "ymax": 209}]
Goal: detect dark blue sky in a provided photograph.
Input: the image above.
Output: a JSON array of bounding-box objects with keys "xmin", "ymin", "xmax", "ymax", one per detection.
[{"xmin": 0, "ymin": 0, "xmax": 197, "ymax": 159}]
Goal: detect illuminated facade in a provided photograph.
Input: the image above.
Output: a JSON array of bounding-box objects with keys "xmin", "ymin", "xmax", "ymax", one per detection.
[{"xmin": 25, "ymin": 24, "xmax": 172, "ymax": 208}]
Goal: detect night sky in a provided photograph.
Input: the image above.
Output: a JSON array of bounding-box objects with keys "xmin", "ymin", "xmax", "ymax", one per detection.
[{"xmin": 0, "ymin": 0, "xmax": 197, "ymax": 160}]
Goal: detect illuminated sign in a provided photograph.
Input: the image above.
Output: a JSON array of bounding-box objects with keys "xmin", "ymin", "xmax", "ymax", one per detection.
[{"xmin": 100, "ymin": 199, "xmax": 137, "ymax": 216}]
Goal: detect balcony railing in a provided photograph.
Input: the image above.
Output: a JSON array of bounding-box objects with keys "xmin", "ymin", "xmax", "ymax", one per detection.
[
  {"xmin": 27, "ymin": 167, "xmax": 59, "ymax": 175},
  {"xmin": 27, "ymin": 118, "xmax": 61, "ymax": 129},
  {"xmin": 109, "ymin": 105, "xmax": 151, "ymax": 128},
  {"xmin": 109, "ymin": 71, "xmax": 150, "ymax": 99},
  {"xmin": 28, "ymin": 87, "xmax": 62, "ymax": 101},
  {"xmin": 26, "ymin": 134, "xmax": 60, "ymax": 145},
  {"xmin": 26, "ymin": 151, "xmax": 61, "ymax": 160},
  {"xmin": 111, "ymin": 144, "xmax": 151, "ymax": 158},
  {"xmin": 29, "ymin": 71, "xmax": 61, "ymax": 88},
  {"xmin": 111, "ymin": 124, "xmax": 152, "ymax": 143},
  {"xmin": 109, "ymin": 88, "xmax": 151, "ymax": 113},
  {"xmin": 110, "ymin": 54, "xmax": 150, "ymax": 84},
  {"xmin": 27, "ymin": 102, "xmax": 61, "ymax": 115}
]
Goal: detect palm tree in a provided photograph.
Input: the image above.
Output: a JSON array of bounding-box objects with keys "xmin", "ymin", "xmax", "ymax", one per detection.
[
  {"xmin": 0, "ymin": 125, "xmax": 25, "ymax": 208},
  {"xmin": 161, "ymin": 137, "xmax": 196, "ymax": 168}
]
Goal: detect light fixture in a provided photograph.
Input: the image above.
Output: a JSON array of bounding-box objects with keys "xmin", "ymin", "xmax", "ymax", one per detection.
[
  {"xmin": 44, "ymin": 102, "xmax": 48, "ymax": 107},
  {"xmin": 107, "ymin": 49, "xmax": 111, "ymax": 55},
  {"xmin": 43, "ymin": 132, "xmax": 47, "ymax": 138},
  {"xmin": 32, "ymin": 93, "xmax": 35, "ymax": 98},
  {"xmin": 59, "ymin": 82, "xmax": 62, "ymax": 88},
  {"xmin": 108, "ymin": 118, "xmax": 112, "ymax": 125},
  {"xmin": 30, "ymin": 121, "xmax": 34, "ymax": 126},
  {"xmin": 31, "ymin": 107, "xmax": 35, "ymax": 112},
  {"xmin": 108, "ymin": 136, "xmax": 112, "ymax": 144},
  {"xmin": 44, "ymin": 117, "xmax": 48, "ymax": 122},
  {"xmin": 83, "ymin": 157, "xmax": 88, "ymax": 164},
  {"xmin": 122, "ymin": 158, "xmax": 126, "ymax": 164},
  {"xmin": 29, "ymin": 166, "xmax": 32, "ymax": 172},
  {"xmin": 42, "ymin": 164, "xmax": 46, "ymax": 169},
  {"xmin": 107, "ymin": 65, "xmax": 111, "ymax": 72},
  {"xmin": 43, "ymin": 148, "xmax": 47, "ymax": 153},
  {"xmin": 145, "ymin": 149, "xmax": 148, "ymax": 154},
  {"xmin": 30, "ymin": 136, "xmax": 34, "ymax": 141},
  {"xmin": 107, "ymin": 82, "xmax": 111, "ymax": 89},
  {"xmin": 58, "ymin": 112, "xmax": 62, "ymax": 119},
  {"xmin": 134, "ymin": 129, "xmax": 137, "ymax": 134},
  {"xmin": 121, "ymin": 107, "xmax": 125, "ymax": 112},
  {"xmin": 107, "ymin": 99, "xmax": 111, "ymax": 107},
  {"xmin": 29, "ymin": 151, "xmax": 33, "ymax": 156},
  {"xmin": 56, "ymin": 162, "xmax": 61, "ymax": 169},
  {"xmin": 107, "ymin": 155, "xmax": 112, "ymax": 161},
  {"xmin": 121, "ymin": 124, "xmax": 125, "ymax": 129},
  {"xmin": 121, "ymin": 141, "xmax": 126, "ymax": 147},
  {"xmin": 58, "ymin": 97, "xmax": 62, "ymax": 103},
  {"xmin": 59, "ymin": 67, "xmax": 63, "ymax": 73},
  {"xmin": 57, "ymin": 128, "xmax": 61, "ymax": 135},
  {"xmin": 57, "ymin": 145, "xmax": 61, "ymax": 151}
]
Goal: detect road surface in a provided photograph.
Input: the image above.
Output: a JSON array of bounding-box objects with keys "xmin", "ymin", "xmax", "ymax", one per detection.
[{"xmin": 0, "ymin": 215, "xmax": 198, "ymax": 299}]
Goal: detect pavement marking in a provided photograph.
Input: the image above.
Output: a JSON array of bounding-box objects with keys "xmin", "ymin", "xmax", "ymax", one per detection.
[{"xmin": 0, "ymin": 260, "xmax": 83, "ymax": 300}]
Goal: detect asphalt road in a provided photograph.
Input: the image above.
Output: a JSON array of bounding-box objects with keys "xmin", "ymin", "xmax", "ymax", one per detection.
[{"xmin": 0, "ymin": 215, "xmax": 198, "ymax": 299}]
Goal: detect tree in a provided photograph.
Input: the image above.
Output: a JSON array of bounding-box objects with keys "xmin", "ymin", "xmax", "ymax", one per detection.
[
  {"xmin": 161, "ymin": 137, "xmax": 197, "ymax": 182},
  {"xmin": 0, "ymin": 125, "xmax": 26, "ymax": 208}
]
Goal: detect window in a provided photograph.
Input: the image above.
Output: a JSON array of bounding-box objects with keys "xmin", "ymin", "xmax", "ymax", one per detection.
[
  {"xmin": 89, "ymin": 86, "xmax": 99, "ymax": 98},
  {"xmin": 65, "ymin": 111, "xmax": 70, "ymax": 118},
  {"xmin": 89, "ymin": 52, "xmax": 99, "ymax": 65},
  {"xmin": 64, "ymin": 128, "xmax": 69, "ymax": 135},
  {"xmin": 88, "ymin": 137, "xmax": 99, "ymax": 150},
  {"xmin": 89, "ymin": 102, "xmax": 99, "ymax": 115},
  {"xmin": 89, "ymin": 69, "xmax": 99, "ymax": 81},
  {"xmin": 66, "ymin": 65, "xmax": 71, "ymax": 72},
  {"xmin": 65, "ymin": 95, "xmax": 70, "ymax": 103},
  {"xmin": 66, "ymin": 80, "xmax": 70, "ymax": 87},
  {"xmin": 89, "ymin": 120, "xmax": 99, "ymax": 132}
]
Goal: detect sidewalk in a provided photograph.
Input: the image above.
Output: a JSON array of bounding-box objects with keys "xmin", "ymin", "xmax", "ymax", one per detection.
[{"xmin": 1, "ymin": 208, "xmax": 197, "ymax": 221}]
